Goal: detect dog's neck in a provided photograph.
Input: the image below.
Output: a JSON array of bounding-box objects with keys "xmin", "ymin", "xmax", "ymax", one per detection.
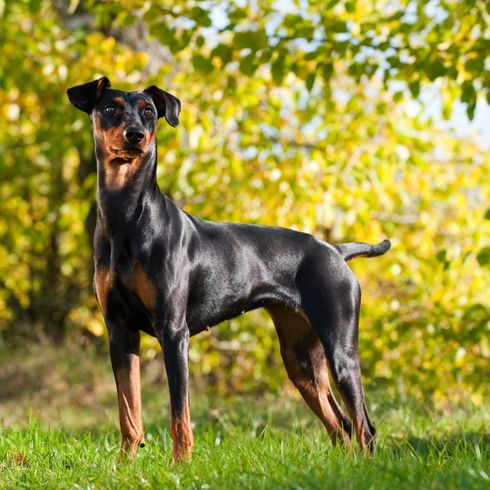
[{"xmin": 95, "ymin": 140, "xmax": 160, "ymax": 233}]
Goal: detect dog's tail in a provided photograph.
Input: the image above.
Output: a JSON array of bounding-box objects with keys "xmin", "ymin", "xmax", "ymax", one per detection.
[{"xmin": 334, "ymin": 239, "xmax": 391, "ymax": 261}]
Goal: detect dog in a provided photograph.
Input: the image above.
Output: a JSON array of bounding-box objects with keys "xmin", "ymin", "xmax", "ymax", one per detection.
[{"xmin": 67, "ymin": 76, "xmax": 390, "ymax": 461}]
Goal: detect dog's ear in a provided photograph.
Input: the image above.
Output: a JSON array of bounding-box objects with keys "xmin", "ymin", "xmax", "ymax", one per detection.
[
  {"xmin": 143, "ymin": 86, "xmax": 181, "ymax": 127},
  {"xmin": 67, "ymin": 77, "xmax": 111, "ymax": 114}
]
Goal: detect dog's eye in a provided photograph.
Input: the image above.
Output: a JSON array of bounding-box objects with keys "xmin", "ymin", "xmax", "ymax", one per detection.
[
  {"xmin": 104, "ymin": 104, "xmax": 116, "ymax": 114},
  {"xmin": 143, "ymin": 107, "xmax": 154, "ymax": 118}
]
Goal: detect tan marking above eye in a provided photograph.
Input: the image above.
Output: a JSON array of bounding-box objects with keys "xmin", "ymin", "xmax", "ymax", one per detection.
[
  {"xmin": 137, "ymin": 99, "xmax": 147, "ymax": 108},
  {"xmin": 113, "ymin": 97, "xmax": 124, "ymax": 105}
]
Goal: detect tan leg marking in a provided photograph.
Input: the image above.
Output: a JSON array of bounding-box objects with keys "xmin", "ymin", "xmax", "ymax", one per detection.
[
  {"xmin": 170, "ymin": 398, "xmax": 194, "ymax": 461},
  {"xmin": 266, "ymin": 304, "xmax": 351, "ymax": 447},
  {"xmin": 115, "ymin": 354, "xmax": 144, "ymax": 463}
]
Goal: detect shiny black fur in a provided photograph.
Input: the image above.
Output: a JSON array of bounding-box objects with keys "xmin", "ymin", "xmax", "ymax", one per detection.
[{"xmin": 67, "ymin": 77, "xmax": 390, "ymax": 459}]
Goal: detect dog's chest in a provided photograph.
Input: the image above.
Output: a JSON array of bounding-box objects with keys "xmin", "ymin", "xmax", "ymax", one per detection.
[
  {"xmin": 117, "ymin": 262, "xmax": 156, "ymax": 313},
  {"xmin": 95, "ymin": 262, "xmax": 155, "ymax": 315}
]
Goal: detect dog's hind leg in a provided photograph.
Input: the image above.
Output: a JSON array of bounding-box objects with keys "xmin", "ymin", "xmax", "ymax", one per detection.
[
  {"xmin": 266, "ymin": 304, "xmax": 352, "ymax": 447},
  {"xmin": 298, "ymin": 264, "xmax": 377, "ymax": 455}
]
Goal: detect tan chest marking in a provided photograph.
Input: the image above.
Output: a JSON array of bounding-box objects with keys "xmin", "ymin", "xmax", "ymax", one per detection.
[
  {"xmin": 120, "ymin": 263, "xmax": 156, "ymax": 312},
  {"xmin": 95, "ymin": 264, "xmax": 155, "ymax": 315},
  {"xmin": 94, "ymin": 267, "xmax": 111, "ymax": 315}
]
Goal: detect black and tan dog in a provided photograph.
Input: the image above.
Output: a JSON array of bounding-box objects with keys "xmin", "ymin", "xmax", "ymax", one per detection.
[{"xmin": 67, "ymin": 77, "xmax": 390, "ymax": 462}]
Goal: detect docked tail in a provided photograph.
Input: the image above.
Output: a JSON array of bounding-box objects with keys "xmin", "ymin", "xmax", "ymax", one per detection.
[{"xmin": 334, "ymin": 239, "xmax": 391, "ymax": 261}]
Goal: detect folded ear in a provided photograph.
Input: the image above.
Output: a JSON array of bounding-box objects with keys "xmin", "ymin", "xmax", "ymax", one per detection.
[
  {"xmin": 143, "ymin": 85, "xmax": 181, "ymax": 127},
  {"xmin": 67, "ymin": 77, "xmax": 111, "ymax": 114}
]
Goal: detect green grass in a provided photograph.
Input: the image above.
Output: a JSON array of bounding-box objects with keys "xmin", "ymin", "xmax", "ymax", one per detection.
[
  {"xmin": 0, "ymin": 345, "xmax": 488, "ymax": 489},
  {"xmin": 1, "ymin": 404, "xmax": 488, "ymax": 489},
  {"xmin": 0, "ymin": 419, "xmax": 488, "ymax": 490}
]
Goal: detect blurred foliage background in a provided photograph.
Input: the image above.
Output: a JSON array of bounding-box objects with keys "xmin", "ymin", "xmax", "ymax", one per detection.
[{"xmin": 0, "ymin": 0, "xmax": 488, "ymax": 408}]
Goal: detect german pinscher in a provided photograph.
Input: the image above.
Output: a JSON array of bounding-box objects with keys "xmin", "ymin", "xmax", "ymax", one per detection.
[{"xmin": 67, "ymin": 77, "xmax": 390, "ymax": 462}]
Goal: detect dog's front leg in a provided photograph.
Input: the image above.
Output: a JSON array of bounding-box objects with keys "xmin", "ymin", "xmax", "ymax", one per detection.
[
  {"xmin": 108, "ymin": 325, "xmax": 144, "ymax": 463},
  {"xmin": 160, "ymin": 326, "xmax": 194, "ymax": 461}
]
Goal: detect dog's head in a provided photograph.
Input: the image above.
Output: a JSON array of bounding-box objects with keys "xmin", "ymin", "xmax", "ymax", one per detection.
[{"xmin": 67, "ymin": 77, "xmax": 180, "ymax": 162}]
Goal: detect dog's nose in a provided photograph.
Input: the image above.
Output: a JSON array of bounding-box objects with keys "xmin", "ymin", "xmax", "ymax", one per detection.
[{"xmin": 124, "ymin": 127, "xmax": 145, "ymax": 144}]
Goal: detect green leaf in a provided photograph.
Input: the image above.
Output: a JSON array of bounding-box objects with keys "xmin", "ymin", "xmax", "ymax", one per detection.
[
  {"xmin": 476, "ymin": 247, "xmax": 490, "ymax": 267},
  {"xmin": 284, "ymin": 13, "xmax": 302, "ymax": 28},
  {"xmin": 427, "ymin": 60, "xmax": 446, "ymax": 81},
  {"xmin": 304, "ymin": 50, "xmax": 319, "ymax": 61},
  {"xmin": 345, "ymin": 1, "xmax": 355, "ymax": 13},
  {"xmin": 259, "ymin": 49, "xmax": 272, "ymax": 63},
  {"xmin": 321, "ymin": 62, "xmax": 334, "ymax": 81},
  {"xmin": 461, "ymin": 80, "xmax": 474, "ymax": 103},
  {"xmin": 347, "ymin": 62, "xmax": 363, "ymax": 80},
  {"xmin": 178, "ymin": 29, "xmax": 193, "ymax": 51},
  {"xmin": 393, "ymin": 91, "xmax": 404, "ymax": 102},
  {"xmin": 409, "ymin": 80, "xmax": 420, "ymax": 98},
  {"xmin": 271, "ymin": 56, "xmax": 286, "ymax": 85},
  {"xmin": 190, "ymin": 6, "xmax": 211, "ymax": 27},
  {"xmin": 436, "ymin": 249, "xmax": 447, "ymax": 263},
  {"xmin": 119, "ymin": 12, "xmax": 136, "ymax": 28},
  {"xmin": 330, "ymin": 21, "xmax": 348, "ymax": 33},
  {"xmin": 464, "ymin": 57, "xmax": 484, "ymax": 74},
  {"xmin": 211, "ymin": 44, "xmax": 232, "ymax": 64},
  {"xmin": 196, "ymin": 35, "xmax": 205, "ymax": 48},
  {"xmin": 143, "ymin": 5, "xmax": 160, "ymax": 22},
  {"xmin": 467, "ymin": 99, "xmax": 476, "ymax": 120},
  {"xmin": 233, "ymin": 31, "xmax": 251, "ymax": 50},
  {"xmin": 191, "ymin": 54, "xmax": 213, "ymax": 73},
  {"xmin": 28, "ymin": 0, "xmax": 42, "ymax": 14},
  {"xmin": 461, "ymin": 81, "xmax": 476, "ymax": 119},
  {"xmin": 228, "ymin": 6, "xmax": 248, "ymax": 22},
  {"xmin": 442, "ymin": 96, "xmax": 454, "ymax": 119},
  {"xmin": 149, "ymin": 24, "xmax": 175, "ymax": 47},
  {"xmin": 233, "ymin": 29, "xmax": 267, "ymax": 52},
  {"xmin": 240, "ymin": 53, "xmax": 257, "ymax": 76},
  {"xmin": 306, "ymin": 72, "xmax": 316, "ymax": 91}
]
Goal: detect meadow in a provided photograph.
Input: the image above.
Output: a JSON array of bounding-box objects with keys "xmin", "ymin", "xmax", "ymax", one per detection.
[{"xmin": 0, "ymin": 344, "xmax": 488, "ymax": 489}]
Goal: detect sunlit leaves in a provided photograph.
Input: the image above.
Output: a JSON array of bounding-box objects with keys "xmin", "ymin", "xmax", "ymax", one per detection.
[
  {"xmin": 0, "ymin": 0, "xmax": 488, "ymax": 404},
  {"xmin": 130, "ymin": 0, "xmax": 489, "ymax": 119}
]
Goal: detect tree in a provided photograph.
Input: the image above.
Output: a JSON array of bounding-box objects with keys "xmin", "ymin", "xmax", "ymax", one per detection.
[{"xmin": 0, "ymin": 0, "xmax": 488, "ymax": 403}]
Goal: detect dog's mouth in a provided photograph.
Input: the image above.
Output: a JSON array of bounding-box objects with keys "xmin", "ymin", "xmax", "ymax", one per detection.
[{"xmin": 110, "ymin": 147, "xmax": 143, "ymax": 163}]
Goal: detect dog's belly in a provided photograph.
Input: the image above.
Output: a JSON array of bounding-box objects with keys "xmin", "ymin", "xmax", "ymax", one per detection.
[
  {"xmin": 185, "ymin": 275, "xmax": 300, "ymax": 336},
  {"xmin": 183, "ymin": 220, "xmax": 313, "ymax": 335}
]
